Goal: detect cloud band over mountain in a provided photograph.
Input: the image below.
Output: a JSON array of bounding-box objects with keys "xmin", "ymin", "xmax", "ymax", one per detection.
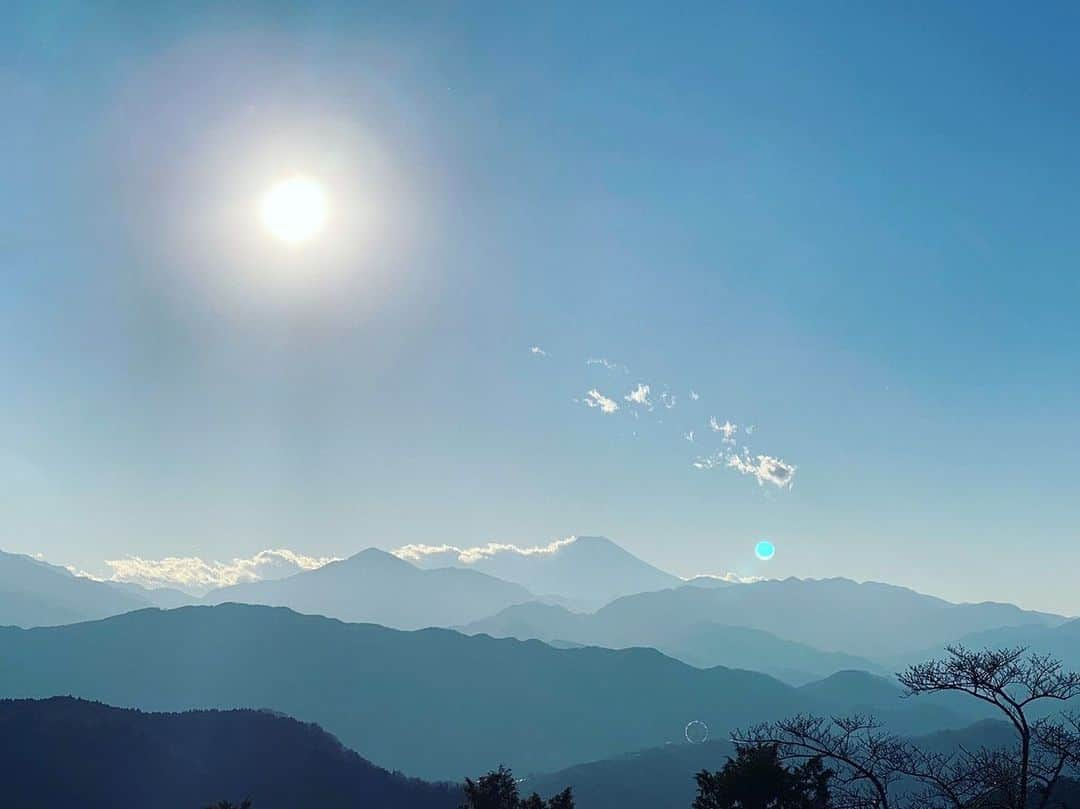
[
  {"xmin": 104, "ymin": 549, "xmax": 339, "ymax": 595},
  {"xmin": 393, "ymin": 536, "xmax": 577, "ymax": 566}
]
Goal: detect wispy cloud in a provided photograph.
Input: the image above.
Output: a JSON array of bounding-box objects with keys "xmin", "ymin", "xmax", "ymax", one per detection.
[
  {"xmin": 726, "ymin": 452, "xmax": 797, "ymax": 489},
  {"xmin": 66, "ymin": 564, "xmax": 103, "ymax": 581},
  {"xmin": 692, "ymin": 453, "xmax": 722, "ymax": 470},
  {"xmin": 686, "ymin": 572, "xmax": 765, "ymax": 584},
  {"xmin": 624, "ymin": 383, "xmax": 652, "ymax": 409},
  {"xmin": 709, "ymin": 417, "xmax": 738, "ymax": 443},
  {"xmin": 586, "ymin": 357, "xmax": 628, "ymax": 373},
  {"xmin": 692, "ymin": 449, "xmax": 797, "ymax": 489},
  {"xmin": 689, "ymin": 390, "xmax": 700, "ymax": 401},
  {"xmin": 660, "ymin": 390, "xmax": 677, "ymax": 409},
  {"xmin": 104, "ymin": 549, "xmax": 339, "ymax": 595},
  {"xmin": 684, "ymin": 430, "xmax": 695, "ymax": 442},
  {"xmin": 395, "ymin": 536, "xmax": 576, "ymax": 565},
  {"xmin": 529, "ymin": 346, "xmax": 548, "ymax": 357},
  {"xmin": 582, "ymin": 389, "xmax": 620, "ymax": 413}
]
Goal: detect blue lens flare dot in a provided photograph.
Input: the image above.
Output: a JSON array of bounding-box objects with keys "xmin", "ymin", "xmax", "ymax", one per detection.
[{"xmin": 754, "ymin": 540, "xmax": 775, "ymax": 561}]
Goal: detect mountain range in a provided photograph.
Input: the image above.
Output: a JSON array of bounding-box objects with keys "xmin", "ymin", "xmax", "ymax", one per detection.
[
  {"xmin": 464, "ymin": 603, "xmax": 884, "ymax": 685},
  {"xmin": 0, "ymin": 603, "xmax": 991, "ymax": 781},
  {"xmin": 4, "ymin": 537, "xmax": 1072, "ymax": 683},
  {"xmin": 464, "ymin": 576, "xmax": 1068, "ymax": 660},
  {"xmin": 203, "ymin": 547, "xmax": 535, "ymax": 629}
]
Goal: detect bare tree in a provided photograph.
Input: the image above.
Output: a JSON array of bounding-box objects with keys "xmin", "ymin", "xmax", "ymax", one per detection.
[
  {"xmin": 898, "ymin": 646, "xmax": 1080, "ymax": 809},
  {"xmin": 737, "ymin": 648, "xmax": 1080, "ymax": 809},
  {"xmin": 733, "ymin": 714, "xmax": 908, "ymax": 809}
]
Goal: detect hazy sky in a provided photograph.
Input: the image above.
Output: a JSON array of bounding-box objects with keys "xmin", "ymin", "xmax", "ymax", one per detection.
[{"xmin": 3, "ymin": 3, "xmax": 1078, "ymax": 613}]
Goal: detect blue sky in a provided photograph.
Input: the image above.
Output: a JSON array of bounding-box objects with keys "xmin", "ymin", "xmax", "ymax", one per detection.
[{"xmin": 2, "ymin": 3, "xmax": 1078, "ymax": 612}]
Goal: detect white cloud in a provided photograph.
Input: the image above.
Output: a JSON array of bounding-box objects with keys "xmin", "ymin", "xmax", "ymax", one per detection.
[
  {"xmin": 692, "ymin": 453, "xmax": 722, "ymax": 470},
  {"xmin": 529, "ymin": 346, "xmax": 548, "ymax": 357},
  {"xmin": 709, "ymin": 417, "xmax": 738, "ymax": 443},
  {"xmin": 66, "ymin": 565, "xmax": 103, "ymax": 581},
  {"xmin": 583, "ymin": 389, "xmax": 619, "ymax": 414},
  {"xmin": 689, "ymin": 390, "xmax": 700, "ymax": 401},
  {"xmin": 395, "ymin": 536, "xmax": 576, "ymax": 565},
  {"xmin": 726, "ymin": 452, "xmax": 797, "ymax": 489},
  {"xmin": 686, "ymin": 572, "xmax": 765, "ymax": 584},
  {"xmin": 744, "ymin": 425, "xmax": 756, "ymax": 435},
  {"xmin": 692, "ymin": 449, "xmax": 797, "ymax": 489},
  {"xmin": 660, "ymin": 391, "xmax": 677, "ymax": 409},
  {"xmin": 586, "ymin": 357, "xmax": 627, "ymax": 373},
  {"xmin": 624, "ymin": 383, "xmax": 652, "ymax": 408},
  {"xmin": 684, "ymin": 430, "xmax": 695, "ymax": 442},
  {"xmin": 104, "ymin": 548, "xmax": 339, "ymax": 595}
]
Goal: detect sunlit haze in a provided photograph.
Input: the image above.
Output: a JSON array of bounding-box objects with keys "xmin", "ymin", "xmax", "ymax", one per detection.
[
  {"xmin": 6, "ymin": 7, "xmax": 1080, "ymax": 808},
  {"xmin": 259, "ymin": 175, "xmax": 328, "ymax": 245}
]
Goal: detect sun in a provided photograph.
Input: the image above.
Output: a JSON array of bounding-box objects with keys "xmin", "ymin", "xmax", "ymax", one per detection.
[{"xmin": 259, "ymin": 175, "xmax": 328, "ymax": 245}]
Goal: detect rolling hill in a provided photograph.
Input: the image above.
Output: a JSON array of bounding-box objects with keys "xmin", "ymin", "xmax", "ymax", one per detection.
[
  {"xmin": 524, "ymin": 719, "xmax": 1027, "ymax": 809},
  {"xmin": 0, "ymin": 603, "xmax": 833, "ymax": 780},
  {"xmin": 465, "ymin": 604, "xmax": 884, "ymax": 684},
  {"xmin": 0, "ymin": 604, "xmax": 996, "ymax": 780},
  {"xmin": 0, "ymin": 696, "xmax": 460, "ymax": 809}
]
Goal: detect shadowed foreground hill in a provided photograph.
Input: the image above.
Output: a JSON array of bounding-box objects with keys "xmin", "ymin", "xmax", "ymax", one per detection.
[
  {"xmin": 524, "ymin": 720, "xmax": 1031, "ymax": 809},
  {"xmin": 0, "ymin": 697, "xmax": 458, "ymax": 809},
  {"xmin": 0, "ymin": 603, "xmax": 811, "ymax": 780}
]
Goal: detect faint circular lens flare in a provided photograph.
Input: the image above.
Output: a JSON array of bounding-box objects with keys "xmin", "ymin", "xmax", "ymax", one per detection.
[
  {"xmin": 685, "ymin": 720, "xmax": 709, "ymax": 744},
  {"xmin": 259, "ymin": 175, "xmax": 328, "ymax": 244},
  {"xmin": 754, "ymin": 540, "xmax": 776, "ymax": 561}
]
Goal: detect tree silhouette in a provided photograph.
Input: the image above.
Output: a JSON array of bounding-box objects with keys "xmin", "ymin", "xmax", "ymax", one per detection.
[
  {"xmin": 899, "ymin": 646, "xmax": 1080, "ymax": 809},
  {"xmin": 693, "ymin": 743, "xmax": 833, "ymax": 809},
  {"xmin": 733, "ymin": 715, "xmax": 904, "ymax": 809},
  {"xmin": 461, "ymin": 766, "xmax": 573, "ymax": 809},
  {"xmin": 204, "ymin": 802, "xmax": 252, "ymax": 809},
  {"xmin": 735, "ymin": 647, "xmax": 1080, "ymax": 809}
]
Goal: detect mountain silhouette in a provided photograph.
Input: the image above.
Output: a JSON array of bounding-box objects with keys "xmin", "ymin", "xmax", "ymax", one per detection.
[
  {"xmin": 405, "ymin": 536, "xmax": 681, "ymax": 608},
  {"xmin": 204, "ymin": 548, "xmax": 534, "ymax": 629},
  {"xmin": 793, "ymin": 669, "xmax": 994, "ymax": 733},
  {"xmin": 890, "ymin": 618, "xmax": 1080, "ymax": 676},
  {"xmin": 466, "ymin": 577, "xmax": 1066, "ymax": 660},
  {"xmin": 0, "ymin": 603, "xmax": 999, "ymax": 780},
  {"xmin": 0, "ymin": 696, "xmax": 459, "ymax": 809},
  {"xmin": 0, "ymin": 548, "xmax": 190, "ymax": 627},
  {"xmin": 464, "ymin": 606, "xmax": 883, "ymax": 684}
]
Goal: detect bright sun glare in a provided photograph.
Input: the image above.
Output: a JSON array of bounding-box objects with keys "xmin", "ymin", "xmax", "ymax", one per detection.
[{"xmin": 259, "ymin": 176, "xmax": 328, "ymax": 245}]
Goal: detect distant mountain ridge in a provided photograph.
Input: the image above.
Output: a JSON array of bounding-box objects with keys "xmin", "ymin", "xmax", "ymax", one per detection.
[
  {"xmin": 891, "ymin": 618, "xmax": 1080, "ymax": 670},
  {"xmin": 463, "ymin": 576, "xmax": 1066, "ymax": 661},
  {"xmin": 0, "ymin": 697, "xmax": 459, "ymax": 809},
  {"xmin": 399, "ymin": 536, "xmax": 682, "ymax": 608},
  {"xmin": 204, "ymin": 548, "xmax": 534, "ymax": 629},
  {"xmin": 0, "ymin": 549, "xmax": 191, "ymax": 628}
]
